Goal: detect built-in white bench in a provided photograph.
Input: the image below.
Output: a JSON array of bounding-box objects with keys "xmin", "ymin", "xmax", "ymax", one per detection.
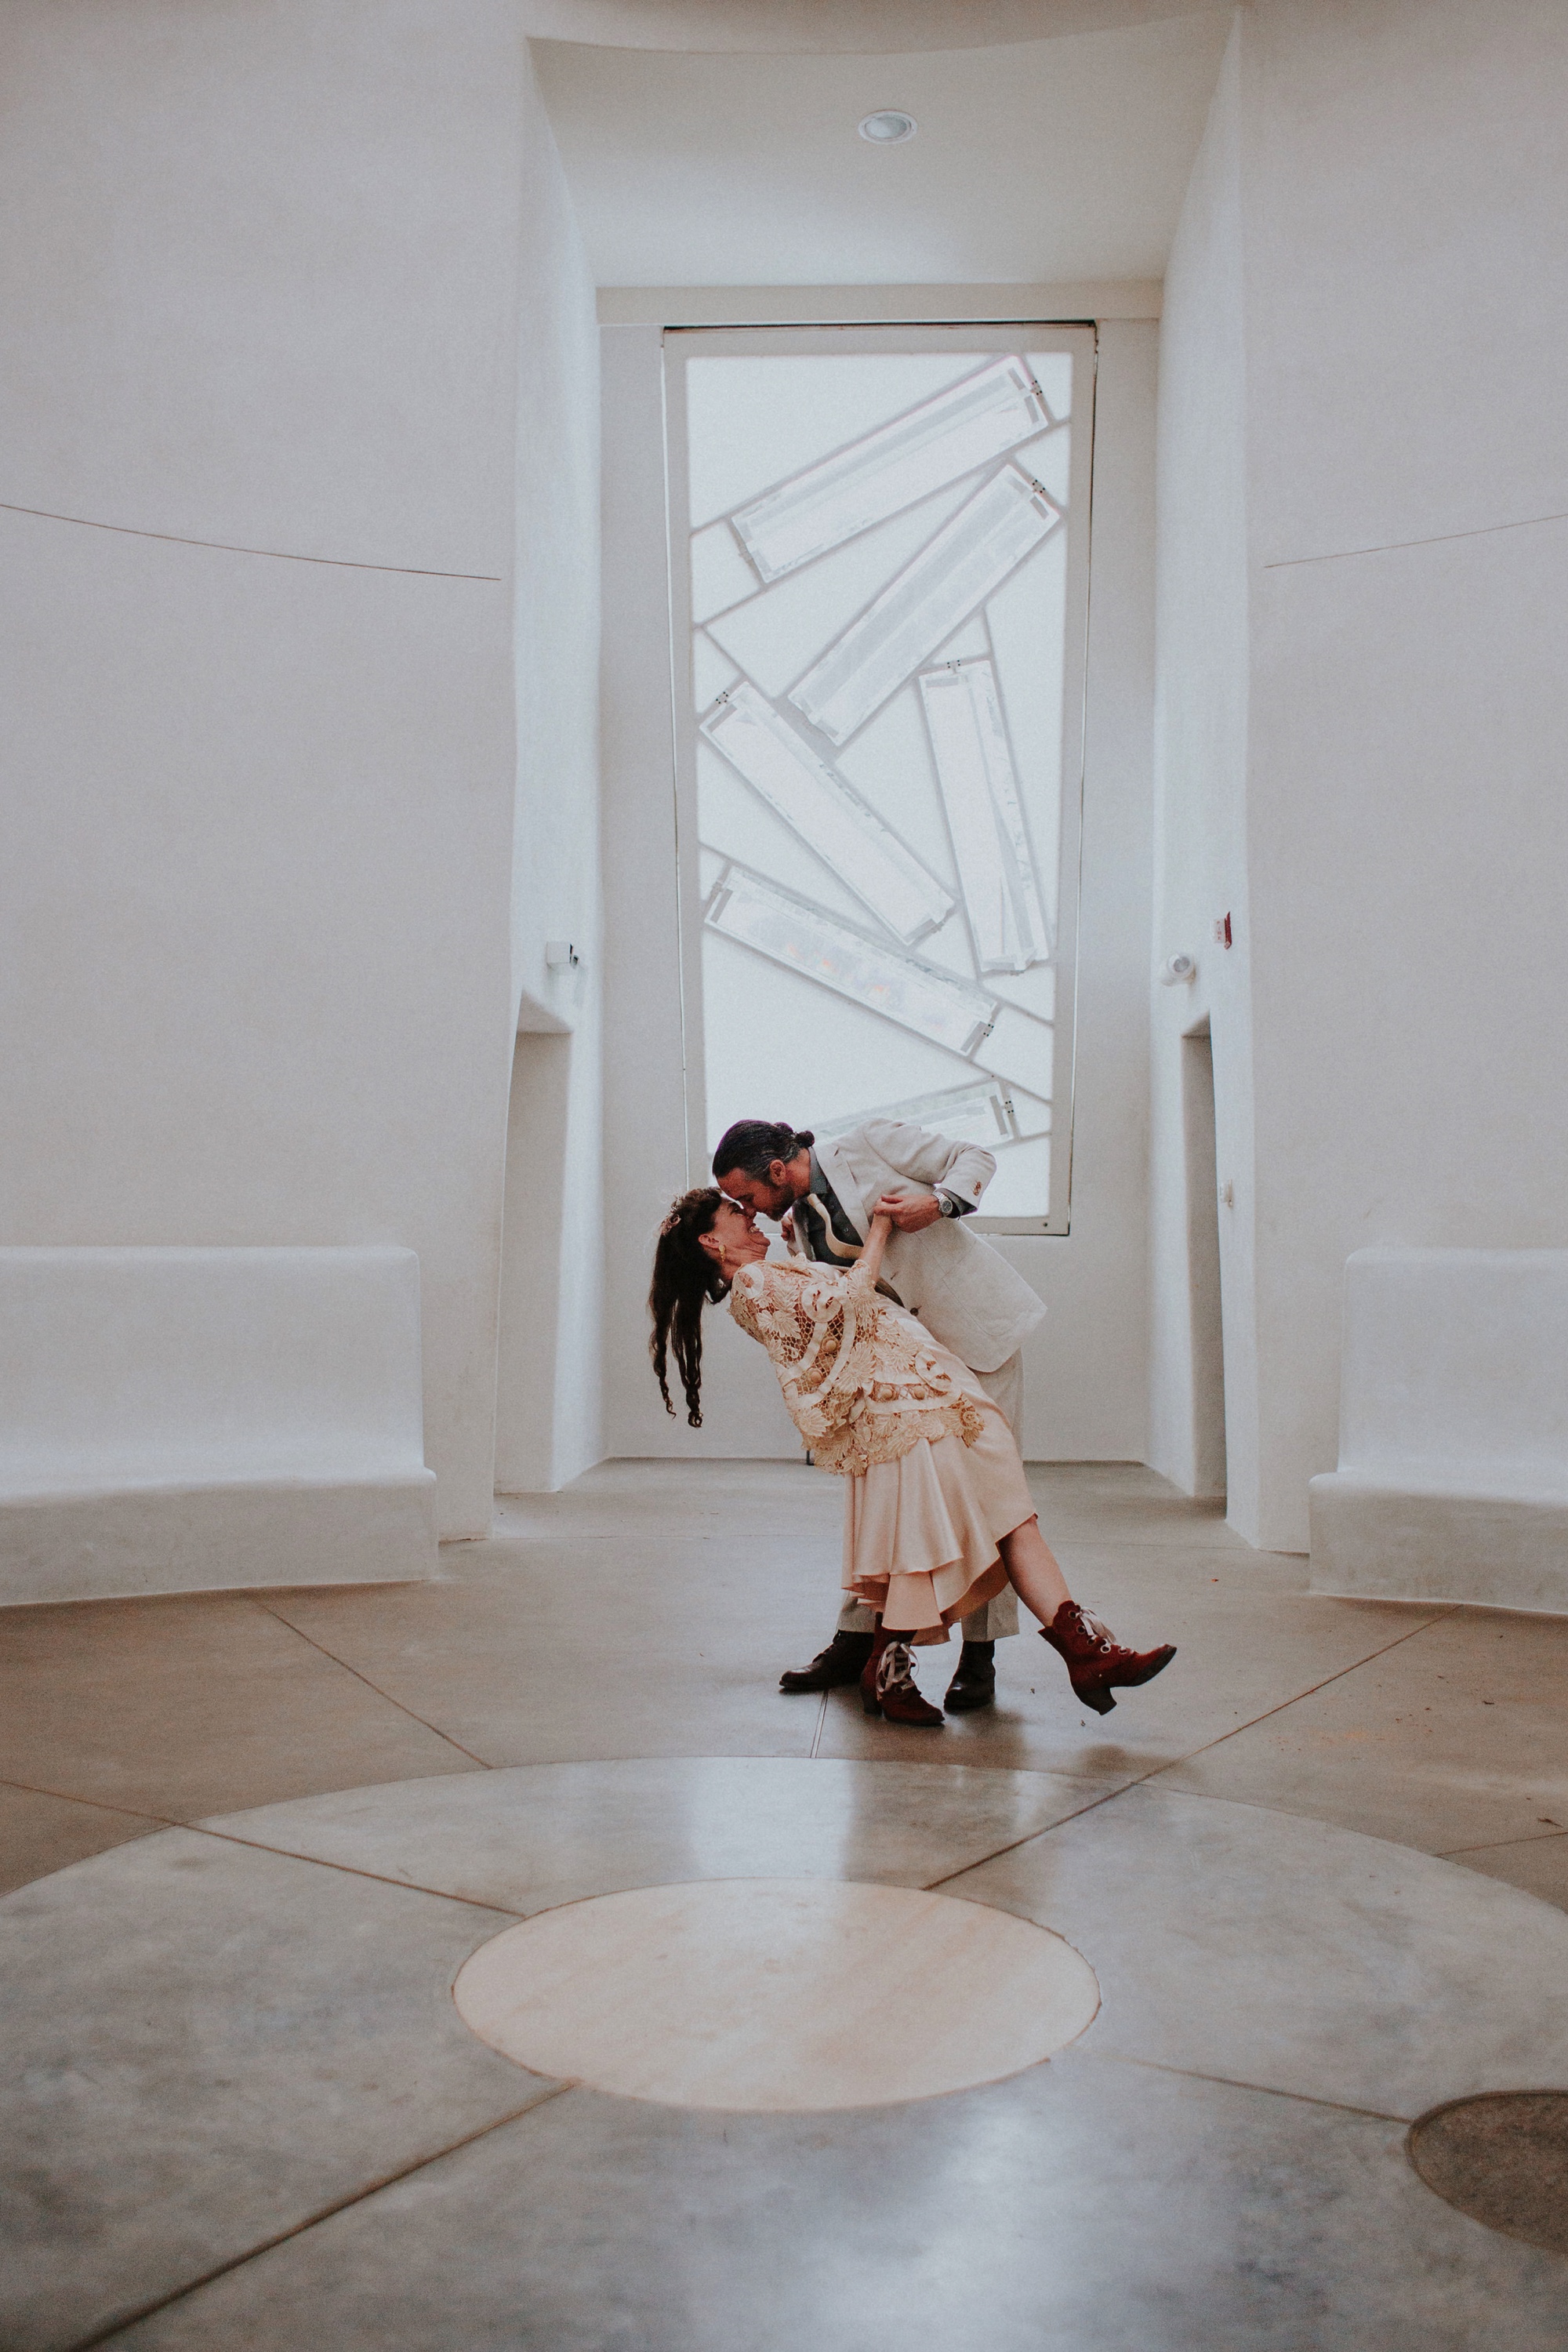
[
  {"xmin": 0, "ymin": 1246, "xmax": 439, "ymax": 1606},
  {"xmin": 1308, "ymin": 1247, "xmax": 1568, "ymax": 1614}
]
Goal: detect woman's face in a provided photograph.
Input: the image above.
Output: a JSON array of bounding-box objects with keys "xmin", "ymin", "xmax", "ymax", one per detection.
[{"xmin": 706, "ymin": 1199, "xmax": 768, "ymax": 1269}]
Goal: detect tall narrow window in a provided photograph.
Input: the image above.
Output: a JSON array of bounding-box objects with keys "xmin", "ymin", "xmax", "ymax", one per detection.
[{"xmin": 665, "ymin": 325, "xmax": 1094, "ymax": 1232}]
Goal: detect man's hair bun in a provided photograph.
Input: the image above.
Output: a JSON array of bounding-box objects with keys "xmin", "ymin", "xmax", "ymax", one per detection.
[{"xmin": 712, "ymin": 1119, "xmax": 811, "ymax": 1182}]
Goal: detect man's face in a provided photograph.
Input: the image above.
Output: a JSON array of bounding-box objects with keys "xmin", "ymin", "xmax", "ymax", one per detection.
[{"xmin": 716, "ymin": 1154, "xmax": 804, "ymax": 1222}]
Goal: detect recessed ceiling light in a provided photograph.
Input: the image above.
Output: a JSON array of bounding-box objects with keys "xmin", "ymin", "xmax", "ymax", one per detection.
[{"xmin": 858, "ymin": 111, "xmax": 916, "ymax": 145}]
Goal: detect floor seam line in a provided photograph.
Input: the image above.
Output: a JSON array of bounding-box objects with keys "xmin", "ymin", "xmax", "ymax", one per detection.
[
  {"xmin": 920, "ymin": 1606, "xmax": 1478, "ymax": 1891},
  {"xmin": 808, "ymin": 1691, "xmax": 828, "ymax": 1759},
  {"xmin": 920, "ymin": 1699, "xmax": 1490, "ymax": 1888},
  {"xmin": 254, "ymin": 1600, "xmax": 496, "ymax": 1768},
  {"xmin": 1133, "ymin": 1606, "xmax": 1462, "ymax": 1785},
  {"xmin": 183, "ymin": 1821, "xmax": 531, "ymax": 1916},
  {"xmin": 922, "ymin": 1777, "xmax": 1144, "ymax": 1887},
  {"xmin": 68, "ymin": 2087, "xmax": 572, "ymax": 2350},
  {"xmin": 1080, "ymin": 2049, "xmax": 1413, "ymax": 2125},
  {"xmin": 1438, "ymin": 1829, "xmax": 1568, "ymax": 1857},
  {"xmin": 0, "ymin": 1773, "xmax": 172, "ymax": 1831}
]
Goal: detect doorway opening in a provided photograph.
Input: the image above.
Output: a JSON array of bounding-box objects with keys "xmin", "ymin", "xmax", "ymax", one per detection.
[{"xmin": 1181, "ymin": 1019, "xmax": 1226, "ymax": 1502}]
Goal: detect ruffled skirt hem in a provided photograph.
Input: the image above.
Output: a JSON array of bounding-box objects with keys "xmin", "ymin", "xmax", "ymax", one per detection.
[{"xmin": 841, "ymin": 1381, "xmax": 1036, "ymax": 1644}]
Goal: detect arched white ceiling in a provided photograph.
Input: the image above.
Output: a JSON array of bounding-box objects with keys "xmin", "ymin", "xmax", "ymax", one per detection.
[
  {"xmin": 532, "ymin": 13, "xmax": 1231, "ymax": 288},
  {"xmin": 521, "ymin": 0, "xmax": 1221, "ymax": 51}
]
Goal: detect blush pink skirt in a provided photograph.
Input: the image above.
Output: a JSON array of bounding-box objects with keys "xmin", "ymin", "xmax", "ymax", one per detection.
[{"xmin": 841, "ymin": 1358, "xmax": 1036, "ymax": 1642}]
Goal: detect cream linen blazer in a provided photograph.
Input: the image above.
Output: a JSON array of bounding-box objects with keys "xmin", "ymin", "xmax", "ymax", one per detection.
[{"xmin": 791, "ymin": 1117, "xmax": 1046, "ymax": 1374}]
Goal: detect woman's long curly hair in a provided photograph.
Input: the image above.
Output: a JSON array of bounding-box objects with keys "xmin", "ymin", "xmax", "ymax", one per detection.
[{"xmin": 648, "ymin": 1187, "xmax": 728, "ymax": 1427}]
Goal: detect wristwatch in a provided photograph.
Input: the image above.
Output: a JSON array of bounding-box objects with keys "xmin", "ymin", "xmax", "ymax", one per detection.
[{"xmin": 938, "ymin": 1192, "xmax": 961, "ymax": 1218}]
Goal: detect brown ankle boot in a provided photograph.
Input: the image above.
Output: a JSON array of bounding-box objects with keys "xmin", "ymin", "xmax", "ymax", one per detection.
[
  {"xmin": 780, "ymin": 1629, "xmax": 873, "ymax": 1693},
  {"xmin": 862, "ymin": 1632, "xmax": 944, "ymax": 1728},
  {"xmin": 944, "ymin": 1639, "xmax": 996, "ymax": 1715},
  {"xmin": 859, "ymin": 1624, "xmax": 895, "ymax": 1715},
  {"xmin": 1040, "ymin": 1602, "xmax": 1176, "ymax": 1716}
]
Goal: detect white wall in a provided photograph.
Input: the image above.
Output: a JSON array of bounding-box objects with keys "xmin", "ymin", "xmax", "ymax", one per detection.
[
  {"xmin": 600, "ymin": 315, "xmax": 1156, "ymax": 1463},
  {"xmin": 0, "ymin": 2, "xmax": 602, "ymax": 1537},
  {"xmin": 1152, "ymin": 0, "xmax": 1568, "ymax": 1551},
  {"xmin": 495, "ymin": 1031, "xmax": 572, "ymax": 1494},
  {"xmin": 533, "ymin": 17, "xmax": 1231, "ymax": 289},
  {"xmin": 1246, "ymin": 0, "xmax": 1568, "ymax": 1551},
  {"xmin": 499, "ymin": 60, "xmax": 604, "ymax": 1494},
  {"xmin": 1147, "ymin": 20, "xmax": 1258, "ymax": 1525},
  {"xmin": 597, "ymin": 323, "xmax": 786, "ymax": 1455}
]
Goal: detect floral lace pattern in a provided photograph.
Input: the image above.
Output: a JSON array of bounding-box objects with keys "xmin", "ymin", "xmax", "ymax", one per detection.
[{"xmin": 728, "ymin": 1258, "xmax": 983, "ymax": 1477}]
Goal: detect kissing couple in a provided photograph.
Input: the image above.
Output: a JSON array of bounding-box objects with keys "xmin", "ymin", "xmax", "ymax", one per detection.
[{"xmin": 650, "ymin": 1112, "xmax": 1174, "ymax": 1729}]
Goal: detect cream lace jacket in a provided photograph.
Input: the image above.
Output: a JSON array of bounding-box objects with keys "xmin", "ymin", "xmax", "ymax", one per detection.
[{"xmin": 728, "ymin": 1256, "xmax": 983, "ymax": 1478}]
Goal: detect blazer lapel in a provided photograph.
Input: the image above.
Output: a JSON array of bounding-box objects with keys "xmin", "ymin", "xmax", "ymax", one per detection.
[{"xmin": 815, "ymin": 1135, "xmax": 870, "ymax": 1238}]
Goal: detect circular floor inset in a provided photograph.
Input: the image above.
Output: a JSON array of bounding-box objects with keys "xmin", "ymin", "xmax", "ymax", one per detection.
[
  {"xmin": 1408, "ymin": 2091, "xmax": 1568, "ymax": 2256},
  {"xmin": 452, "ymin": 1876, "xmax": 1100, "ymax": 2111}
]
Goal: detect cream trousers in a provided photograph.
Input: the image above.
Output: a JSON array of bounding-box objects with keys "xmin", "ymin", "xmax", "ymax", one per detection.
[{"xmin": 834, "ymin": 1348, "xmax": 1024, "ymax": 1642}]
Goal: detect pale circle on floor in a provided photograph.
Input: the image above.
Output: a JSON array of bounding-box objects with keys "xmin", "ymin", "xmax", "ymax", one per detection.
[{"xmin": 452, "ymin": 1875, "xmax": 1100, "ymax": 2111}]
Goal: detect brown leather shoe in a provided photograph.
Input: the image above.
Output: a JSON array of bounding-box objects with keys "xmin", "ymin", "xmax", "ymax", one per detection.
[
  {"xmin": 861, "ymin": 1627, "xmax": 944, "ymax": 1727},
  {"xmin": 779, "ymin": 1629, "xmax": 873, "ymax": 1694},
  {"xmin": 944, "ymin": 1639, "xmax": 996, "ymax": 1714},
  {"xmin": 1040, "ymin": 1601, "xmax": 1175, "ymax": 1715}
]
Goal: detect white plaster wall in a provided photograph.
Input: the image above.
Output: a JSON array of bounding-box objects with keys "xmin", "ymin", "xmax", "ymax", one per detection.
[
  {"xmin": 1151, "ymin": 0, "xmax": 1568, "ymax": 1552},
  {"xmin": 499, "ymin": 66, "xmax": 605, "ymax": 1494},
  {"xmin": 0, "ymin": 0, "xmax": 521, "ymax": 573},
  {"xmin": 1147, "ymin": 20, "xmax": 1259, "ymax": 1528},
  {"xmin": 600, "ymin": 317, "xmax": 1156, "ymax": 1464},
  {"xmin": 1005, "ymin": 318, "xmax": 1155, "ymax": 1465},
  {"xmin": 1244, "ymin": 0, "xmax": 1568, "ymax": 1550},
  {"xmin": 495, "ymin": 1032, "xmax": 572, "ymax": 1494},
  {"xmin": 533, "ymin": 18, "xmax": 1232, "ymax": 289},
  {"xmin": 597, "ymin": 325, "xmax": 787, "ymax": 1457},
  {"xmin": 0, "ymin": 2, "xmax": 602, "ymax": 1536}
]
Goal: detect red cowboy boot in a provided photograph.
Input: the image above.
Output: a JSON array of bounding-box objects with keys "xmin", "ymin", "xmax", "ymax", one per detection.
[
  {"xmin": 1040, "ymin": 1602, "xmax": 1176, "ymax": 1715},
  {"xmin": 860, "ymin": 1624, "xmax": 944, "ymax": 1728}
]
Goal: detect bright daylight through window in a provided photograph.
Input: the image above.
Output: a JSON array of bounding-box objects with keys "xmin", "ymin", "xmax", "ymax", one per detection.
[{"xmin": 666, "ymin": 327, "xmax": 1093, "ymax": 1230}]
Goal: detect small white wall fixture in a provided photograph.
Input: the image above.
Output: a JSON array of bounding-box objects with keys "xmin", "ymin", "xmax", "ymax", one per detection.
[
  {"xmin": 1308, "ymin": 1247, "xmax": 1568, "ymax": 1615},
  {"xmin": 0, "ymin": 1246, "xmax": 439, "ymax": 1606}
]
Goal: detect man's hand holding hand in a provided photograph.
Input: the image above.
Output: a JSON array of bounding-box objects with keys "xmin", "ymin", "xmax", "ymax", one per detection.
[{"xmin": 875, "ymin": 1189, "xmax": 944, "ymax": 1234}]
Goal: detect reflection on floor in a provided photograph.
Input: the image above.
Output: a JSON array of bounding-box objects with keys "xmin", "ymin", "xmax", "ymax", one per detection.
[{"xmin": 3, "ymin": 1462, "xmax": 1567, "ymax": 2347}]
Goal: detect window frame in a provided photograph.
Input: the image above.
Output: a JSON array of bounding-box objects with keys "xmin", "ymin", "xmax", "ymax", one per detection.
[{"xmin": 662, "ymin": 320, "xmax": 1097, "ymax": 1236}]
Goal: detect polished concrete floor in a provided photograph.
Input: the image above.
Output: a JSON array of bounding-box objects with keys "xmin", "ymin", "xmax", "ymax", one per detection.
[
  {"xmin": 3, "ymin": 1461, "xmax": 1567, "ymax": 2347},
  {"xmin": 452, "ymin": 1875, "xmax": 1103, "ymax": 2107}
]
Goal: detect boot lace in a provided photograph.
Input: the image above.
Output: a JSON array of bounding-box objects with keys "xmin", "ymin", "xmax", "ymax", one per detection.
[
  {"xmin": 876, "ymin": 1640, "xmax": 919, "ymax": 1699},
  {"xmin": 1078, "ymin": 1610, "xmax": 1116, "ymax": 1653}
]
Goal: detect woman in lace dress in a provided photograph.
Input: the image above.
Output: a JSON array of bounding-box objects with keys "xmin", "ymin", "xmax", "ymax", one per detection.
[{"xmin": 649, "ymin": 1187, "xmax": 1175, "ymax": 1729}]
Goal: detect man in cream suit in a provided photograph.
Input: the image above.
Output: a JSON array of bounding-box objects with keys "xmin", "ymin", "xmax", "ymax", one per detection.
[{"xmin": 711, "ymin": 1115, "xmax": 1046, "ymax": 1713}]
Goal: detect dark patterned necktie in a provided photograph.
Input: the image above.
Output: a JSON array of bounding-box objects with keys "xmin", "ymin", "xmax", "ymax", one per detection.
[{"xmin": 797, "ymin": 1182, "xmax": 903, "ymax": 1305}]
